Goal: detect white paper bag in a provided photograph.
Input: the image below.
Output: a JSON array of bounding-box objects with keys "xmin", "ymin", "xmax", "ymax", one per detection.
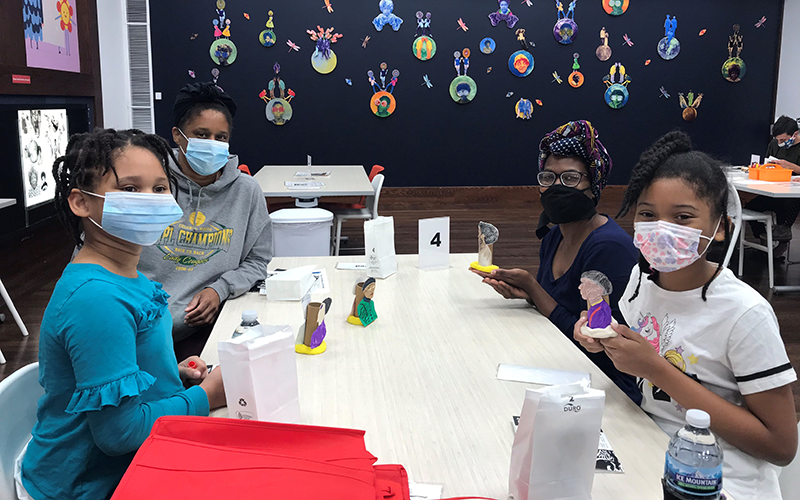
[
  {"xmin": 217, "ymin": 325, "xmax": 301, "ymax": 423},
  {"xmin": 509, "ymin": 382, "xmax": 605, "ymax": 500},
  {"xmin": 365, "ymin": 216, "xmax": 397, "ymax": 279}
]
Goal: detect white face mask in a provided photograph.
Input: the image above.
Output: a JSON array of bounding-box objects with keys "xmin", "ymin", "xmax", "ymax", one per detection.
[
  {"xmin": 633, "ymin": 218, "xmax": 721, "ymax": 273},
  {"xmin": 82, "ymin": 191, "xmax": 184, "ymax": 246}
]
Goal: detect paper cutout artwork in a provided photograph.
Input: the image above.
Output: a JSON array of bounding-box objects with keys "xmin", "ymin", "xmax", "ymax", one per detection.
[
  {"xmin": 487, "ymin": 67, "xmax": 493, "ymax": 73},
  {"xmin": 296, "ymin": 298, "xmax": 332, "ymax": 355},
  {"xmin": 489, "ymin": 0, "xmax": 519, "ymax": 29},
  {"xmin": 679, "ymin": 91, "xmax": 703, "ymax": 122},
  {"xmin": 373, "ymin": 0, "xmax": 403, "ymax": 32},
  {"xmin": 508, "ymin": 50, "xmax": 534, "ymax": 77},
  {"xmin": 347, "ymin": 279, "xmax": 378, "ymax": 327},
  {"xmin": 190, "ymin": 33, "xmax": 199, "ymax": 40},
  {"xmin": 536, "ymin": 99, "xmax": 543, "ymax": 106},
  {"xmin": 755, "ymin": 16, "xmax": 766, "ymax": 28},
  {"xmin": 412, "ymin": 11, "xmax": 436, "ymax": 61},
  {"xmin": 644, "ymin": 59, "xmax": 651, "ymax": 65},
  {"xmin": 481, "ymin": 37, "xmax": 497, "ymax": 54},
  {"xmin": 554, "ymin": 1, "xmax": 578, "ymax": 45},
  {"xmin": 307, "ymin": 25, "xmax": 342, "ymax": 74},
  {"xmin": 579, "ymin": 271, "xmax": 618, "ymax": 338},
  {"xmin": 602, "ymin": 0, "xmax": 628, "ymax": 16},
  {"xmin": 603, "ymin": 62, "xmax": 630, "ymax": 109},
  {"xmin": 522, "ymin": 0, "xmax": 533, "ymax": 6},
  {"xmin": 323, "ymin": 0, "xmax": 334, "ymax": 13},
  {"xmin": 568, "ymin": 53, "xmax": 584, "ymax": 88},
  {"xmin": 211, "ymin": 68, "xmax": 220, "ymax": 84},
  {"xmin": 346, "ymin": 78, "xmax": 352, "ymax": 85},
  {"xmin": 422, "ymin": 74, "xmax": 433, "ymax": 88},
  {"xmin": 286, "ymin": 40, "xmax": 300, "ymax": 52},
  {"xmin": 516, "ymin": 28, "xmax": 530, "ymax": 49},
  {"xmin": 515, "ymin": 98, "xmax": 533, "ymax": 119},
  {"xmin": 659, "ymin": 86, "xmax": 670, "ymax": 99},
  {"xmin": 596, "ymin": 27, "xmax": 611, "ymax": 61},
  {"xmin": 451, "ymin": 49, "xmax": 477, "ymax": 104},
  {"xmin": 457, "ymin": 18, "xmax": 469, "ymax": 32},
  {"xmin": 658, "ymin": 15, "xmax": 680, "ymax": 60},
  {"xmin": 259, "ymin": 63, "xmax": 294, "ymax": 126},
  {"xmin": 361, "ymin": 36, "xmax": 371, "ymax": 48},
  {"xmin": 188, "ymin": 70, "xmax": 196, "ymax": 78},
  {"xmin": 699, "ymin": 29, "xmax": 707, "ymax": 36},
  {"xmin": 552, "ymin": 71, "xmax": 563, "ymax": 84},
  {"xmin": 259, "ymin": 10, "xmax": 276, "ymax": 47},
  {"xmin": 470, "ymin": 222, "xmax": 499, "ymax": 272},
  {"xmin": 722, "ymin": 24, "xmax": 745, "ymax": 83},
  {"xmin": 368, "ymin": 62, "xmax": 399, "ymax": 117},
  {"xmin": 210, "ymin": 2, "xmax": 237, "ymax": 66},
  {"xmin": 622, "ymin": 33, "xmax": 633, "ymax": 47},
  {"xmin": 506, "ymin": 92, "xmax": 514, "ymax": 98}
]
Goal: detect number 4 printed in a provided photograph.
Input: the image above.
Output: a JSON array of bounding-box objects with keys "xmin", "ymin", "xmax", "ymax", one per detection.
[{"xmin": 430, "ymin": 232, "xmax": 442, "ymax": 247}]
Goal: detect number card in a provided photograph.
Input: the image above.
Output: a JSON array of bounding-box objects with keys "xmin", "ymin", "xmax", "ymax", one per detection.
[{"xmin": 418, "ymin": 217, "xmax": 450, "ymax": 270}]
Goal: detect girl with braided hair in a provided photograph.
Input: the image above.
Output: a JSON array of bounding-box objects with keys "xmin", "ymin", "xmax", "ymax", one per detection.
[
  {"xmin": 575, "ymin": 130, "xmax": 797, "ymax": 500},
  {"xmin": 18, "ymin": 129, "xmax": 227, "ymax": 500}
]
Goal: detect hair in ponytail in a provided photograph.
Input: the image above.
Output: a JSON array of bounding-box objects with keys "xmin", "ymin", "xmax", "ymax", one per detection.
[
  {"xmin": 53, "ymin": 129, "xmax": 178, "ymax": 246},
  {"xmin": 619, "ymin": 130, "xmax": 731, "ymax": 302}
]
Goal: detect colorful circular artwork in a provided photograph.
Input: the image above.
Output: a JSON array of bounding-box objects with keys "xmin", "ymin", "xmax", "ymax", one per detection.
[
  {"xmin": 657, "ymin": 36, "xmax": 680, "ymax": 60},
  {"xmin": 370, "ymin": 91, "xmax": 396, "ymax": 117},
  {"xmin": 568, "ymin": 71, "xmax": 584, "ymax": 88},
  {"xmin": 265, "ymin": 98, "xmax": 292, "ymax": 125},
  {"xmin": 508, "ymin": 50, "xmax": 534, "ymax": 77},
  {"xmin": 604, "ymin": 83, "xmax": 629, "ymax": 109},
  {"xmin": 210, "ymin": 39, "xmax": 238, "ymax": 66},
  {"xmin": 259, "ymin": 29, "xmax": 276, "ymax": 47},
  {"xmin": 596, "ymin": 44, "xmax": 611, "ymax": 61},
  {"xmin": 216, "ymin": 0, "xmax": 226, "ymax": 9},
  {"xmin": 480, "ymin": 38, "xmax": 496, "ymax": 54},
  {"xmin": 682, "ymin": 107, "xmax": 697, "ymax": 122},
  {"xmin": 412, "ymin": 36, "xmax": 437, "ymax": 61},
  {"xmin": 515, "ymin": 98, "xmax": 533, "ymax": 119},
  {"xmin": 602, "ymin": 0, "xmax": 628, "ymax": 16},
  {"xmin": 311, "ymin": 49, "xmax": 337, "ymax": 74},
  {"xmin": 722, "ymin": 57, "xmax": 746, "ymax": 82},
  {"xmin": 449, "ymin": 75, "xmax": 477, "ymax": 104},
  {"xmin": 553, "ymin": 19, "xmax": 578, "ymax": 44}
]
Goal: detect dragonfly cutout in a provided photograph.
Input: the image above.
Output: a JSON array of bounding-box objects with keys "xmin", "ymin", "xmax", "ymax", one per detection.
[
  {"xmin": 659, "ymin": 86, "xmax": 671, "ymax": 99},
  {"xmin": 622, "ymin": 34, "xmax": 634, "ymax": 47},
  {"xmin": 361, "ymin": 36, "xmax": 371, "ymax": 48},
  {"xmin": 552, "ymin": 71, "xmax": 562, "ymax": 84},
  {"xmin": 421, "ymin": 75, "xmax": 433, "ymax": 88},
  {"xmin": 323, "ymin": 0, "xmax": 334, "ymax": 13},
  {"xmin": 755, "ymin": 16, "xmax": 766, "ymax": 28},
  {"xmin": 286, "ymin": 40, "xmax": 300, "ymax": 52},
  {"xmin": 457, "ymin": 18, "xmax": 469, "ymax": 31},
  {"xmin": 521, "ymin": 0, "xmax": 533, "ymax": 6}
]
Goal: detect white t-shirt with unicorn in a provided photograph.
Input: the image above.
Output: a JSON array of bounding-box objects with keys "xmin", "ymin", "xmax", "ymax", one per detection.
[{"xmin": 619, "ymin": 266, "xmax": 796, "ymax": 500}]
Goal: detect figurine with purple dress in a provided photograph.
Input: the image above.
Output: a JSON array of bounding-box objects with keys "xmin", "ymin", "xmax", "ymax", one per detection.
[
  {"xmin": 296, "ymin": 297, "xmax": 332, "ymax": 355},
  {"xmin": 488, "ymin": 0, "xmax": 519, "ymax": 28},
  {"xmin": 578, "ymin": 270, "xmax": 618, "ymax": 338}
]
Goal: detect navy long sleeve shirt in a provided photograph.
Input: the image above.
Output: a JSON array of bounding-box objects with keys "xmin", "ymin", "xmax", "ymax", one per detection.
[{"xmin": 537, "ymin": 217, "xmax": 642, "ymax": 405}]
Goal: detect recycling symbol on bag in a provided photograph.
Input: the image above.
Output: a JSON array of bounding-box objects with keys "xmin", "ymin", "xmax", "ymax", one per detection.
[{"xmin": 238, "ymin": 398, "xmax": 247, "ymax": 407}]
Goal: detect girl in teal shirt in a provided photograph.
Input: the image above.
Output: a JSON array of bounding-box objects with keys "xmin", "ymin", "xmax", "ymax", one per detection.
[{"xmin": 19, "ymin": 129, "xmax": 227, "ymax": 500}]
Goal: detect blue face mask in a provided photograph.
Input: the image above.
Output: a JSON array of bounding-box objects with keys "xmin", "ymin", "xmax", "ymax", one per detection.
[
  {"xmin": 778, "ymin": 135, "xmax": 796, "ymax": 149},
  {"xmin": 179, "ymin": 129, "xmax": 230, "ymax": 176},
  {"xmin": 82, "ymin": 191, "xmax": 184, "ymax": 246}
]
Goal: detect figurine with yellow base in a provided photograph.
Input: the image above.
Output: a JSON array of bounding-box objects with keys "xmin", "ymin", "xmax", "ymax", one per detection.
[
  {"xmin": 295, "ymin": 297, "xmax": 332, "ymax": 354},
  {"xmin": 470, "ymin": 221, "xmax": 499, "ymax": 272},
  {"xmin": 578, "ymin": 270, "xmax": 618, "ymax": 339},
  {"xmin": 347, "ymin": 278, "xmax": 378, "ymax": 326}
]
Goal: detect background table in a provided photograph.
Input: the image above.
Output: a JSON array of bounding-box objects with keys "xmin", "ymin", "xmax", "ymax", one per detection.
[
  {"xmin": 0, "ymin": 199, "xmax": 16, "ymax": 209},
  {"xmin": 202, "ymin": 254, "xmax": 670, "ymax": 499},
  {"xmin": 253, "ymin": 165, "xmax": 374, "ymax": 206}
]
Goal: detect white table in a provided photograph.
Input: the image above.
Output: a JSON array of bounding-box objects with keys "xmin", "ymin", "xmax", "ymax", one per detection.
[
  {"xmin": 0, "ymin": 198, "xmax": 17, "ymax": 209},
  {"xmin": 728, "ymin": 170, "xmax": 800, "ymax": 293},
  {"xmin": 202, "ymin": 254, "xmax": 675, "ymax": 499},
  {"xmin": 253, "ymin": 165, "xmax": 374, "ymax": 207}
]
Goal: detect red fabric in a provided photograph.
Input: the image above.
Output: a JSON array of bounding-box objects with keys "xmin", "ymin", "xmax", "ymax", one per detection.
[
  {"xmin": 112, "ymin": 416, "xmax": 409, "ymax": 500},
  {"xmin": 238, "ymin": 164, "xmax": 252, "ymax": 175}
]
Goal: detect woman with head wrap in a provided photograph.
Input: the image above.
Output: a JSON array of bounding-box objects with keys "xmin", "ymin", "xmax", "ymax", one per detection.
[
  {"xmin": 138, "ymin": 82, "xmax": 273, "ymax": 359},
  {"xmin": 470, "ymin": 120, "xmax": 641, "ymax": 404}
]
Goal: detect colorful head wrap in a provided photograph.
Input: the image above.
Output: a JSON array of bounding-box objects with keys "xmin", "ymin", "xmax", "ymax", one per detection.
[{"xmin": 538, "ymin": 120, "xmax": 612, "ymax": 201}]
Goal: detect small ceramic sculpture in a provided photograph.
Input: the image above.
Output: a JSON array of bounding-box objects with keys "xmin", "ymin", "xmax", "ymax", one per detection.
[
  {"xmin": 296, "ymin": 297, "xmax": 332, "ymax": 355},
  {"xmin": 578, "ymin": 270, "xmax": 618, "ymax": 338},
  {"xmin": 347, "ymin": 278, "xmax": 378, "ymax": 326},
  {"xmin": 470, "ymin": 221, "xmax": 499, "ymax": 272}
]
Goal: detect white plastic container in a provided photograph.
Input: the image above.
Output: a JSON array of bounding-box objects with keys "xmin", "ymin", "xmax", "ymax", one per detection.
[{"xmin": 271, "ymin": 208, "xmax": 333, "ymax": 257}]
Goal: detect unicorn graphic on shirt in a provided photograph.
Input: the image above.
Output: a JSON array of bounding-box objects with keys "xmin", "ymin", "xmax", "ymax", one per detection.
[{"xmin": 634, "ymin": 312, "xmax": 675, "ymax": 353}]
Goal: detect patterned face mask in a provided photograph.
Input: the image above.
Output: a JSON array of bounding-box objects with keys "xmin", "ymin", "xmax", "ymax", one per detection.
[{"xmin": 633, "ymin": 219, "xmax": 720, "ymax": 273}]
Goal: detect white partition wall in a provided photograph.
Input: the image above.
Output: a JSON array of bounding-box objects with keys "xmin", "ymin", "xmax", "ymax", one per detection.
[{"xmin": 776, "ymin": 1, "xmax": 800, "ymax": 119}]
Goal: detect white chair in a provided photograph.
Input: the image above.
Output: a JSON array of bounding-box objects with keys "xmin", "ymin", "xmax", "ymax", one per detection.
[
  {"xmin": 738, "ymin": 209, "xmax": 774, "ymax": 290},
  {"xmin": 722, "ymin": 183, "xmax": 742, "ymax": 269},
  {"xmin": 331, "ymin": 173, "xmax": 384, "ymax": 256},
  {"xmin": 0, "ymin": 362, "xmax": 42, "ymax": 499},
  {"xmin": 0, "ymin": 278, "xmax": 30, "ymax": 365},
  {"xmin": 779, "ymin": 420, "xmax": 800, "ymax": 500}
]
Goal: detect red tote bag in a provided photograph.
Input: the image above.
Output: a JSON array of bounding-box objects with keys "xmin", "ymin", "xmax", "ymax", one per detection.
[{"xmin": 112, "ymin": 416, "xmax": 407, "ymax": 500}]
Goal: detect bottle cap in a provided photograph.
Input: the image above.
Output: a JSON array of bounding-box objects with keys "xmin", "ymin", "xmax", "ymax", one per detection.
[
  {"xmin": 242, "ymin": 310, "xmax": 258, "ymax": 322},
  {"xmin": 686, "ymin": 409, "xmax": 711, "ymax": 429}
]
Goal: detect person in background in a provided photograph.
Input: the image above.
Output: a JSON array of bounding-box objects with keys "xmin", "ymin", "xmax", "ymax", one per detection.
[
  {"xmin": 470, "ymin": 120, "xmax": 641, "ymax": 404},
  {"xmin": 138, "ymin": 82, "xmax": 273, "ymax": 359},
  {"xmin": 745, "ymin": 115, "xmax": 800, "ymax": 249},
  {"xmin": 19, "ymin": 129, "xmax": 226, "ymax": 500},
  {"xmin": 576, "ymin": 131, "xmax": 797, "ymax": 500}
]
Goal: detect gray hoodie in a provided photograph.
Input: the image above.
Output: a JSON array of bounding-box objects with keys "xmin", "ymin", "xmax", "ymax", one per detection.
[{"xmin": 138, "ymin": 152, "xmax": 273, "ymax": 341}]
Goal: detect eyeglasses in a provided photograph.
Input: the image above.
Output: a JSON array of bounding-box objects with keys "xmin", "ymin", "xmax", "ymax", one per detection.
[{"xmin": 537, "ymin": 170, "xmax": 589, "ymax": 188}]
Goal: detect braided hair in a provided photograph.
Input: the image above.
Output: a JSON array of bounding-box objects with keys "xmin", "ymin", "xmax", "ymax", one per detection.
[
  {"xmin": 52, "ymin": 128, "xmax": 178, "ymax": 246},
  {"xmin": 618, "ymin": 130, "xmax": 731, "ymax": 302}
]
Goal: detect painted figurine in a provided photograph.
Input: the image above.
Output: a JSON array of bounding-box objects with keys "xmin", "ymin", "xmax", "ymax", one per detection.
[
  {"xmin": 578, "ymin": 270, "xmax": 618, "ymax": 338},
  {"xmin": 296, "ymin": 298, "xmax": 332, "ymax": 355},
  {"xmin": 347, "ymin": 278, "xmax": 378, "ymax": 326},
  {"xmin": 470, "ymin": 221, "xmax": 499, "ymax": 272},
  {"xmin": 373, "ymin": 0, "xmax": 403, "ymax": 32},
  {"xmin": 488, "ymin": 0, "xmax": 519, "ymax": 29}
]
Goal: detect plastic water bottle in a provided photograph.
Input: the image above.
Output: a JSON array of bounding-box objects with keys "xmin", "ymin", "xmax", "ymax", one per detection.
[
  {"xmin": 232, "ymin": 310, "xmax": 262, "ymax": 338},
  {"xmin": 663, "ymin": 409, "xmax": 723, "ymax": 500}
]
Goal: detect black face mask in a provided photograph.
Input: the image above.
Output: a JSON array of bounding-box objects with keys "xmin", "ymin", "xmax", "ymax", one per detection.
[{"xmin": 536, "ymin": 184, "xmax": 597, "ymax": 239}]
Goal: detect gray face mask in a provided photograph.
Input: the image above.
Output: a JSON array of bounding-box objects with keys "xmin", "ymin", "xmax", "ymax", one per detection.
[{"xmin": 81, "ymin": 191, "xmax": 184, "ymax": 246}]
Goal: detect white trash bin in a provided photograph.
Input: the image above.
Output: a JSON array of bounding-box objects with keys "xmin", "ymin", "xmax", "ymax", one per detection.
[{"xmin": 271, "ymin": 208, "xmax": 334, "ymax": 257}]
